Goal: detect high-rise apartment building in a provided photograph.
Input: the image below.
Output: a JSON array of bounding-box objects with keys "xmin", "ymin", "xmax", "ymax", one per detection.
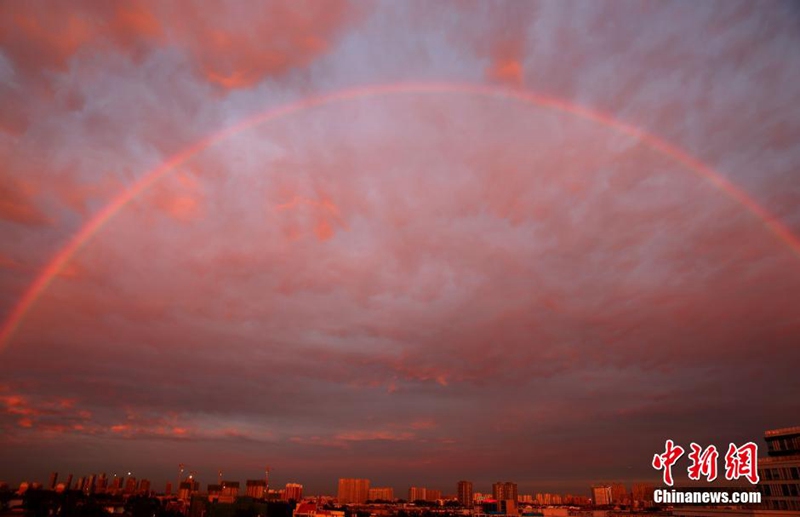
[
  {"xmin": 631, "ymin": 483, "xmax": 654, "ymax": 507},
  {"xmin": 457, "ymin": 481, "xmax": 473, "ymax": 507},
  {"xmin": 338, "ymin": 478, "xmax": 370, "ymax": 504},
  {"xmin": 409, "ymin": 487, "xmax": 441, "ymax": 502},
  {"xmin": 409, "ymin": 486, "xmax": 425, "ymax": 501},
  {"xmin": 84, "ymin": 475, "xmax": 96, "ymax": 494},
  {"xmin": 492, "ymin": 482, "xmax": 518, "ymax": 502},
  {"xmin": 96, "ymin": 473, "xmax": 107, "ymax": 493},
  {"xmin": 591, "ymin": 485, "xmax": 612, "ymax": 506},
  {"xmin": 284, "ymin": 483, "xmax": 303, "ymax": 501},
  {"xmin": 221, "ymin": 481, "xmax": 240, "ymax": 498},
  {"xmin": 178, "ymin": 480, "xmax": 199, "ymax": 500},
  {"xmin": 368, "ymin": 487, "xmax": 394, "ymax": 501},
  {"xmin": 124, "ymin": 476, "xmax": 137, "ymax": 494},
  {"xmin": 610, "ymin": 483, "xmax": 627, "ymax": 504},
  {"xmin": 246, "ymin": 479, "xmax": 266, "ymax": 499},
  {"xmin": 48, "ymin": 472, "xmax": 58, "ymax": 490}
]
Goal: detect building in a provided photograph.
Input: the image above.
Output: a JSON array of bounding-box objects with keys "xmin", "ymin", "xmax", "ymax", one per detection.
[
  {"xmin": 221, "ymin": 481, "xmax": 240, "ymax": 498},
  {"xmin": 96, "ymin": 473, "xmax": 107, "ymax": 493},
  {"xmin": 84, "ymin": 475, "xmax": 96, "ymax": 494},
  {"xmin": 481, "ymin": 499, "xmax": 516, "ymax": 515},
  {"xmin": 631, "ymin": 483, "xmax": 654, "ymax": 507},
  {"xmin": 493, "ymin": 482, "xmax": 518, "ymax": 502},
  {"xmin": 536, "ymin": 493, "xmax": 552, "ymax": 505},
  {"xmin": 139, "ymin": 479, "xmax": 151, "ymax": 495},
  {"xmin": 246, "ymin": 480, "xmax": 266, "ymax": 499},
  {"xmin": 611, "ymin": 483, "xmax": 627, "ymax": 505},
  {"xmin": 125, "ymin": 476, "xmax": 137, "ymax": 494},
  {"xmin": 338, "ymin": 478, "xmax": 370, "ymax": 504},
  {"xmin": 295, "ymin": 502, "xmax": 318, "ymax": 517},
  {"xmin": 409, "ymin": 487, "xmax": 441, "ymax": 502},
  {"xmin": 368, "ymin": 487, "xmax": 394, "ymax": 501},
  {"xmin": 473, "ymin": 492, "xmax": 490, "ymax": 503},
  {"xmin": 48, "ymin": 473, "xmax": 58, "ymax": 490},
  {"xmin": 670, "ymin": 424, "xmax": 800, "ymax": 517},
  {"xmin": 284, "ymin": 483, "xmax": 303, "ymax": 501},
  {"xmin": 591, "ymin": 485, "xmax": 612, "ymax": 506},
  {"xmin": 457, "ymin": 481, "xmax": 473, "ymax": 507},
  {"xmin": 165, "ymin": 482, "xmax": 172, "ymax": 495},
  {"xmin": 178, "ymin": 480, "xmax": 199, "ymax": 500},
  {"xmin": 758, "ymin": 426, "xmax": 800, "ymax": 512},
  {"xmin": 293, "ymin": 503, "xmax": 346, "ymax": 517}
]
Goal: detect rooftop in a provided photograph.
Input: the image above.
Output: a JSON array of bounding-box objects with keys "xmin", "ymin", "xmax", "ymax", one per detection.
[{"xmin": 764, "ymin": 426, "xmax": 800, "ymax": 437}]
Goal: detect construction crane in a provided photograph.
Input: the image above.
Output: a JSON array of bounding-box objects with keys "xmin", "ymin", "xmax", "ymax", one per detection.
[{"xmin": 177, "ymin": 464, "xmax": 185, "ymax": 496}]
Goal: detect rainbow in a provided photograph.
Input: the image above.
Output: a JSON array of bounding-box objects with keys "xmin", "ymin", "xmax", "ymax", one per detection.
[{"xmin": 2, "ymin": 81, "xmax": 798, "ymax": 350}]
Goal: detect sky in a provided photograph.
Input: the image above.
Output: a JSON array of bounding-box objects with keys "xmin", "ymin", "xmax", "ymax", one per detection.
[{"xmin": 1, "ymin": 0, "xmax": 800, "ymax": 497}]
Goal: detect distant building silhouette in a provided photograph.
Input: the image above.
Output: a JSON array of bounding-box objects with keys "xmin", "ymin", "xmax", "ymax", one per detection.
[
  {"xmin": 221, "ymin": 480, "xmax": 240, "ymax": 499},
  {"xmin": 208, "ymin": 484, "xmax": 222, "ymax": 499},
  {"xmin": 368, "ymin": 487, "xmax": 394, "ymax": 501},
  {"xmin": 284, "ymin": 483, "xmax": 303, "ymax": 501},
  {"xmin": 178, "ymin": 479, "xmax": 199, "ymax": 500},
  {"xmin": 409, "ymin": 487, "xmax": 441, "ymax": 501},
  {"xmin": 124, "ymin": 476, "xmax": 137, "ymax": 494},
  {"xmin": 591, "ymin": 485, "xmax": 612, "ymax": 506},
  {"xmin": 246, "ymin": 479, "xmax": 266, "ymax": 499},
  {"xmin": 611, "ymin": 483, "xmax": 627, "ymax": 505},
  {"xmin": 492, "ymin": 481, "xmax": 518, "ymax": 502},
  {"xmin": 631, "ymin": 482, "xmax": 655, "ymax": 508},
  {"xmin": 338, "ymin": 478, "xmax": 370, "ymax": 504},
  {"xmin": 457, "ymin": 481, "xmax": 473, "ymax": 507}
]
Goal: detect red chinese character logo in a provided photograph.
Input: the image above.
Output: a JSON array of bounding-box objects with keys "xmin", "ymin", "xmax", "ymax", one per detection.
[
  {"xmin": 652, "ymin": 439, "xmax": 685, "ymax": 486},
  {"xmin": 687, "ymin": 443, "xmax": 719, "ymax": 482},
  {"xmin": 724, "ymin": 442, "xmax": 759, "ymax": 484}
]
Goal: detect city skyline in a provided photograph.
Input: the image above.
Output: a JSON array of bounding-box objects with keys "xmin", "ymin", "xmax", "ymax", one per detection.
[
  {"xmin": 3, "ymin": 470, "xmax": 645, "ymax": 503},
  {"xmin": 2, "ymin": 0, "xmax": 800, "ymax": 499},
  {"xmin": 0, "ymin": 466, "xmax": 754, "ymax": 501}
]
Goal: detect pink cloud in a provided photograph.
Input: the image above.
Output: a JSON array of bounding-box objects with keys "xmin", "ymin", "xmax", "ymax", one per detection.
[{"xmin": 0, "ymin": 176, "xmax": 50, "ymax": 226}]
